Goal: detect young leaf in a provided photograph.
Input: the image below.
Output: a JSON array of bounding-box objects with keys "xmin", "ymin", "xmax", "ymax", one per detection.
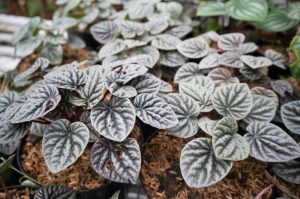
[
  {"xmin": 119, "ymin": 20, "xmax": 144, "ymax": 39},
  {"xmin": 225, "ymin": 0, "xmax": 268, "ymax": 22},
  {"xmin": 271, "ymin": 80, "xmax": 293, "ymax": 97},
  {"xmin": 134, "ymin": 93, "xmax": 178, "ymax": 129},
  {"xmin": 197, "ymin": 2, "xmax": 226, "ymax": 16},
  {"xmin": 166, "ymin": 25, "xmax": 192, "ymax": 38},
  {"xmin": 251, "ymin": 86, "xmax": 279, "ymax": 106},
  {"xmin": 212, "ymin": 83, "xmax": 253, "ymax": 120},
  {"xmin": 11, "ymin": 85, "xmax": 61, "ymax": 123},
  {"xmin": 80, "ymin": 111, "xmax": 100, "ymax": 142},
  {"xmin": 198, "ymin": 117, "xmax": 218, "ymax": 136},
  {"xmin": 180, "ymin": 138, "xmax": 233, "ymax": 188},
  {"xmin": 218, "ymin": 33, "xmax": 245, "ymax": 51},
  {"xmin": 265, "ymin": 49, "xmax": 286, "ymax": 69},
  {"xmin": 42, "ymin": 119, "xmax": 89, "ymax": 173},
  {"xmin": 208, "ymin": 67, "xmax": 239, "ymax": 87},
  {"xmin": 174, "ymin": 62, "xmax": 203, "ymax": 83},
  {"xmin": 98, "ymin": 39, "xmax": 126, "ymax": 60},
  {"xmin": 159, "ymin": 51, "xmax": 186, "ymax": 67},
  {"xmin": 240, "ymin": 55, "xmax": 272, "ymax": 69},
  {"xmin": 34, "ymin": 185, "xmax": 75, "ymax": 199},
  {"xmin": 177, "ymin": 37, "xmax": 209, "ymax": 59},
  {"xmin": 40, "ymin": 44, "xmax": 63, "ymax": 65},
  {"xmin": 272, "ymin": 160, "xmax": 300, "ymax": 185},
  {"xmin": 0, "ymin": 123, "xmax": 30, "ymax": 143},
  {"xmin": 151, "ymin": 34, "xmax": 181, "ymax": 50},
  {"xmin": 0, "ymin": 140, "xmax": 21, "ymax": 155},
  {"xmin": 130, "ymin": 73, "xmax": 161, "ymax": 95},
  {"xmin": 244, "ymin": 122, "xmax": 300, "ymax": 162},
  {"xmin": 219, "ymin": 51, "xmax": 244, "ymax": 68},
  {"xmin": 91, "ymin": 97, "xmax": 135, "ymax": 142},
  {"xmin": 212, "ymin": 116, "xmax": 250, "ymax": 161},
  {"xmin": 90, "ymin": 21, "xmax": 120, "ymax": 44},
  {"xmin": 199, "ymin": 53, "xmax": 220, "ymax": 69},
  {"xmin": 163, "ymin": 94, "xmax": 200, "ymax": 138},
  {"xmin": 90, "ymin": 138, "xmax": 141, "ymax": 183},
  {"xmin": 281, "ymin": 100, "xmax": 300, "ymax": 135}
]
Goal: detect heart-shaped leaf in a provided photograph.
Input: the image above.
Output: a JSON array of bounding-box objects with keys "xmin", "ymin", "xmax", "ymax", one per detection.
[
  {"xmin": 90, "ymin": 138, "xmax": 141, "ymax": 183},
  {"xmin": 119, "ymin": 20, "xmax": 144, "ymax": 39},
  {"xmin": 126, "ymin": 0, "xmax": 155, "ymax": 19},
  {"xmin": 151, "ymin": 34, "xmax": 181, "ymax": 50},
  {"xmin": 180, "ymin": 138, "xmax": 233, "ymax": 188},
  {"xmin": 243, "ymin": 95, "xmax": 276, "ymax": 124},
  {"xmin": 42, "ymin": 119, "xmax": 89, "ymax": 173},
  {"xmin": 134, "ymin": 93, "xmax": 178, "ymax": 129},
  {"xmin": 40, "ymin": 44, "xmax": 63, "ymax": 65},
  {"xmin": 281, "ymin": 100, "xmax": 300, "ymax": 135},
  {"xmin": 107, "ymin": 64, "xmax": 148, "ymax": 84},
  {"xmin": 11, "ymin": 85, "xmax": 61, "ymax": 123},
  {"xmin": 0, "ymin": 91, "xmax": 19, "ymax": 119},
  {"xmin": 199, "ymin": 53, "xmax": 220, "ymax": 69},
  {"xmin": 265, "ymin": 49, "xmax": 286, "ymax": 69},
  {"xmin": 0, "ymin": 123, "xmax": 30, "ymax": 143},
  {"xmin": 179, "ymin": 82, "xmax": 213, "ymax": 112},
  {"xmin": 244, "ymin": 122, "xmax": 300, "ymax": 162},
  {"xmin": 163, "ymin": 94, "xmax": 199, "ymax": 138},
  {"xmin": 237, "ymin": 42, "xmax": 258, "ymax": 54},
  {"xmin": 131, "ymin": 46, "xmax": 160, "ymax": 68},
  {"xmin": 240, "ymin": 55, "xmax": 272, "ymax": 69},
  {"xmin": 159, "ymin": 51, "xmax": 186, "ymax": 67},
  {"xmin": 272, "ymin": 160, "xmax": 300, "ymax": 185},
  {"xmin": 212, "ymin": 116, "xmax": 250, "ymax": 161},
  {"xmin": 177, "ymin": 37, "xmax": 209, "ymax": 59},
  {"xmin": 189, "ymin": 76, "xmax": 215, "ymax": 91},
  {"xmin": 166, "ymin": 25, "xmax": 192, "ymax": 38},
  {"xmin": 212, "ymin": 83, "xmax": 253, "ymax": 120},
  {"xmin": 174, "ymin": 62, "xmax": 203, "ymax": 83},
  {"xmin": 130, "ymin": 73, "xmax": 161, "ymax": 95},
  {"xmin": 44, "ymin": 68, "xmax": 86, "ymax": 90},
  {"xmin": 90, "ymin": 21, "xmax": 120, "ymax": 44},
  {"xmin": 219, "ymin": 51, "xmax": 244, "ymax": 68},
  {"xmin": 208, "ymin": 67, "xmax": 239, "ymax": 87},
  {"xmin": 197, "ymin": 2, "xmax": 226, "ymax": 16},
  {"xmin": 198, "ymin": 117, "xmax": 218, "ymax": 136},
  {"xmin": 91, "ymin": 97, "xmax": 135, "ymax": 142},
  {"xmin": 0, "ymin": 140, "xmax": 21, "ymax": 155},
  {"xmin": 251, "ymin": 86, "xmax": 279, "ymax": 106},
  {"xmin": 218, "ymin": 33, "xmax": 245, "ymax": 51},
  {"xmin": 98, "ymin": 39, "xmax": 126, "ymax": 60},
  {"xmin": 34, "ymin": 185, "xmax": 75, "ymax": 199},
  {"xmin": 80, "ymin": 111, "xmax": 100, "ymax": 142},
  {"xmin": 226, "ymin": 0, "xmax": 268, "ymax": 22},
  {"xmin": 271, "ymin": 80, "xmax": 293, "ymax": 97},
  {"xmin": 145, "ymin": 18, "xmax": 168, "ymax": 35}
]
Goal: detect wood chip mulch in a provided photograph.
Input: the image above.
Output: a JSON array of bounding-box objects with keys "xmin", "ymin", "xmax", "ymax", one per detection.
[
  {"xmin": 141, "ymin": 132, "xmax": 273, "ymax": 199},
  {"xmin": 0, "ymin": 187, "xmax": 34, "ymax": 199}
]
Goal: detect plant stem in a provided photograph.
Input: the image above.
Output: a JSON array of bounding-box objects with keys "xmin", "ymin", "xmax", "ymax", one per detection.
[{"xmin": 254, "ymin": 184, "xmax": 274, "ymax": 199}]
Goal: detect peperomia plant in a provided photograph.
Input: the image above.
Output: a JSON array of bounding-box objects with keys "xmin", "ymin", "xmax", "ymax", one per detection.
[{"xmin": 0, "ymin": 52, "xmax": 179, "ymax": 184}]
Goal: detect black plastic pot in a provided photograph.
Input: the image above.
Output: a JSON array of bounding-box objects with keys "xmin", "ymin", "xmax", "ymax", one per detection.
[{"xmin": 69, "ymin": 30, "xmax": 100, "ymax": 51}]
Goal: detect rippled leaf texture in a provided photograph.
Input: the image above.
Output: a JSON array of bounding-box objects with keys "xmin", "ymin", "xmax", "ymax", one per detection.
[
  {"xmin": 13, "ymin": 57, "xmax": 49, "ymax": 84},
  {"xmin": 251, "ymin": 86, "xmax": 279, "ymax": 106},
  {"xmin": 199, "ymin": 53, "xmax": 220, "ymax": 69},
  {"xmin": 226, "ymin": 0, "xmax": 268, "ymax": 22},
  {"xmin": 0, "ymin": 140, "xmax": 21, "ymax": 155},
  {"xmin": 180, "ymin": 138, "xmax": 233, "ymax": 188},
  {"xmin": 212, "ymin": 83, "xmax": 253, "ymax": 120},
  {"xmin": 244, "ymin": 122, "xmax": 300, "ymax": 162},
  {"xmin": 90, "ymin": 21, "xmax": 120, "ymax": 44},
  {"xmin": 163, "ymin": 94, "xmax": 199, "ymax": 138},
  {"xmin": 91, "ymin": 97, "xmax": 135, "ymax": 142},
  {"xmin": 44, "ymin": 68, "xmax": 86, "ymax": 90},
  {"xmin": 271, "ymin": 80, "xmax": 293, "ymax": 97},
  {"xmin": 219, "ymin": 51, "xmax": 244, "ymax": 68},
  {"xmin": 34, "ymin": 185, "xmax": 75, "ymax": 199},
  {"xmin": 166, "ymin": 25, "xmax": 192, "ymax": 38},
  {"xmin": 119, "ymin": 20, "xmax": 144, "ymax": 39},
  {"xmin": 179, "ymin": 82, "xmax": 213, "ymax": 112},
  {"xmin": 281, "ymin": 100, "xmax": 300, "ymax": 135},
  {"xmin": 212, "ymin": 116, "xmax": 249, "ymax": 161},
  {"xmin": 69, "ymin": 66, "xmax": 105, "ymax": 109},
  {"xmin": 198, "ymin": 117, "xmax": 218, "ymax": 136},
  {"xmin": 159, "ymin": 51, "xmax": 186, "ymax": 67},
  {"xmin": 208, "ymin": 67, "xmax": 239, "ymax": 87},
  {"xmin": 131, "ymin": 46, "xmax": 160, "ymax": 68},
  {"xmin": 265, "ymin": 49, "xmax": 286, "ymax": 69},
  {"xmin": 240, "ymin": 55, "xmax": 272, "ymax": 69},
  {"xmin": 190, "ymin": 76, "xmax": 215, "ymax": 92},
  {"xmin": 124, "ymin": 39, "xmax": 147, "ymax": 49},
  {"xmin": 145, "ymin": 19, "xmax": 168, "ymax": 35},
  {"xmin": 0, "ymin": 122, "xmax": 30, "ymax": 143},
  {"xmin": 237, "ymin": 42, "xmax": 258, "ymax": 54},
  {"xmin": 0, "ymin": 96, "xmax": 26, "ymax": 126},
  {"xmin": 134, "ymin": 93, "xmax": 178, "ymax": 129},
  {"xmin": 98, "ymin": 39, "xmax": 126, "ymax": 60},
  {"xmin": 90, "ymin": 138, "xmax": 141, "ymax": 183},
  {"xmin": 130, "ymin": 73, "xmax": 161, "ymax": 95},
  {"xmin": 11, "ymin": 85, "xmax": 61, "ymax": 123},
  {"xmin": 30, "ymin": 122, "xmax": 48, "ymax": 137},
  {"xmin": 272, "ymin": 160, "xmax": 300, "ymax": 185},
  {"xmin": 243, "ymin": 95, "xmax": 276, "ymax": 124},
  {"xmin": 174, "ymin": 63, "xmax": 203, "ymax": 83},
  {"xmin": 80, "ymin": 111, "xmax": 100, "ymax": 142},
  {"xmin": 156, "ymin": 1, "xmax": 183, "ymax": 18},
  {"xmin": 159, "ymin": 80, "xmax": 173, "ymax": 92},
  {"xmin": 0, "ymin": 91, "xmax": 18, "ymax": 120},
  {"xmin": 239, "ymin": 65, "xmax": 264, "ymax": 80},
  {"xmin": 177, "ymin": 37, "xmax": 209, "ymax": 59},
  {"xmin": 218, "ymin": 33, "xmax": 245, "ymax": 51},
  {"xmin": 42, "ymin": 119, "xmax": 89, "ymax": 173},
  {"xmin": 126, "ymin": 0, "xmax": 155, "ymax": 19},
  {"xmin": 151, "ymin": 34, "xmax": 181, "ymax": 50},
  {"xmin": 106, "ymin": 83, "xmax": 137, "ymax": 98}
]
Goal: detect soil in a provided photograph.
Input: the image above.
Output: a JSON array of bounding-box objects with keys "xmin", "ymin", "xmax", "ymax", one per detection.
[
  {"xmin": 0, "ymin": 187, "xmax": 34, "ymax": 199},
  {"xmin": 20, "ymin": 125, "xmax": 141, "ymax": 192},
  {"xmin": 141, "ymin": 132, "xmax": 273, "ymax": 199}
]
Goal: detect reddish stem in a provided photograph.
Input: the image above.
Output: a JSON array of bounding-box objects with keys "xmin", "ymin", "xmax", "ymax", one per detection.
[{"xmin": 254, "ymin": 184, "xmax": 274, "ymax": 199}]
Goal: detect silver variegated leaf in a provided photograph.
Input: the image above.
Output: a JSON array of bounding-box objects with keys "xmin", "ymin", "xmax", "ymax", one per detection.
[
  {"xmin": 240, "ymin": 55, "xmax": 272, "ymax": 69},
  {"xmin": 42, "ymin": 119, "xmax": 89, "ymax": 173},
  {"xmin": 159, "ymin": 51, "xmax": 186, "ymax": 67},
  {"xmin": 218, "ymin": 33, "xmax": 245, "ymax": 51},
  {"xmin": 0, "ymin": 123, "xmax": 30, "ymax": 143},
  {"xmin": 108, "ymin": 64, "xmax": 148, "ymax": 84},
  {"xmin": 208, "ymin": 67, "xmax": 239, "ymax": 87},
  {"xmin": 40, "ymin": 44, "xmax": 63, "ymax": 65},
  {"xmin": 131, "ymin": 46, "xmax": 160, "ymax": 68},
  {"xmin": 244, "ymin": 122, "xmax": 300, "ymax": 162},
  {"xmin": 91, "ymin": 97, "xmax": 135, "ymax": 142},
  {"xmin": 0, "ymin": 97, "xmax": 26, "ymax": 126},
  {"xmin": 177, "ymin": 37, "xmax": 209, "ymax": 59},
  {"xmin": 80, "ymin": 111, "xmax": 100, "ymax": 142},
  {"xmin": 106, "ymin": 83, "xmax": 137, "ymax": 98},
  {"xmin": 272, "ymin": 160, "xmax": 300, "ymax": 185},
  {"xmin": 159, "ymin": 80, "xmax": 173, "ymax": 92},
  {"xmin": 145, "ymin": 19, "xmax": 168, "ymax": 35},
  {"xmin": 239, "ymin": 65, "xmax": 264, "ymax": 80},
  {"xmin": 124, "ymin": 39, "xmax": 147, "ymax": 49},
  {"xmin": 163, "ymin": 94, "xmax": 199, "ymax": 138},
  {"xmin": 126, "ymin": 0, "xmax": 155, "ymax": 19},
  {"xmin": 281, "ymin": 100, "xmax": 300, "ymax": 135},
  {"xmin": 199, "ymin": 53, "xmax": 220, "ymax": 69},
  {"xmin": 34, "ymin": 185, "xmax": 75, "ymax": 199},
  {"xmin": 237, "ymin": 42, "xmax": 258, "ymax": 54},
  {"xmin": 156, "ymin": 1, "xmax": 183, "ymax": 18},
  {"xmin": 119, "ymin": 20, "xmax": 144, "ymax": 39},
  {"xmin": 130, "ymin": 73, "xmax": 161, "ymax": 95},
  {"xmin": 98, "ymin": 39, "xmax": 126, "ymax": 60},
  {"xmin": 174, "ymin": 62, "xmax": 203, "ymax": 83},
  {"xmin": 180, "ymin": 138, "xmax": 233, "ymax": 188},
  {"xmin": 134, "ymin": 93, "xmax": 178, "ymax": 129},
  {"xmin": 212, "ymin": 83, "xmax": 253, "ymax": 120},
  {"xmin": 243, "ymin": 95, "xmax": 276, "ymax": 124},
  {"xmin": 0, "ymin": 139, "xmax": 21, "ymax": 155},
  {"xmin": 166, "ymin": 25, "xmax": 192, "ymax": 38},
  {"xmin": 151, "ymin": 34, "xmax": 181, "ymax": 50},
  {"xmin": 44, "ymin": 68, "xmax": 86, "ymax": 90},
  {"xmin": 179, "ymin": 82, "xmax": 213, "ymax": 112},
  {"xmin": 189, "ymin": 76, "xmax": 215, "ymax": 92},
  {"xmin": 219, "ymin": 51, "xmax": 244, "ymax": 68},
  {"xmin": 0, "ymin": 91, "xmax": 19, "ymax": 119},
  {"xmin": 90, "ymin": 138, "xmax": 141, "ymax": 183},
  {"xmin": 271, "ymin": 80, "xmax": 293, "ymax": 97},
  {"xmin": 265, "ymin": 49, "xmax": 286, "ymax": 69},
  {"xmin": 251, "ymin": 86, "xmax": 279, "ymax": 106},
  {"xmin": 11, "ymin": 85, "xmax": 61, "ymax": 123},
  {"xmin": 90, "ymin": 21, "xmax": 120, "ymax": 44},
  {"xmin": 16, "ymin": 36, "xmax": 43, "ymax": 56},
  {"xmin": 198, "ymin": 117, "xmax": 218, "ymax": 136},
  {"xmin": 30, "ymin": 122, "xmax": 48, "ymax": 137},
  {"xmin": 212, "ymin": 116, "xmax": 249, "ymax": 161}
]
